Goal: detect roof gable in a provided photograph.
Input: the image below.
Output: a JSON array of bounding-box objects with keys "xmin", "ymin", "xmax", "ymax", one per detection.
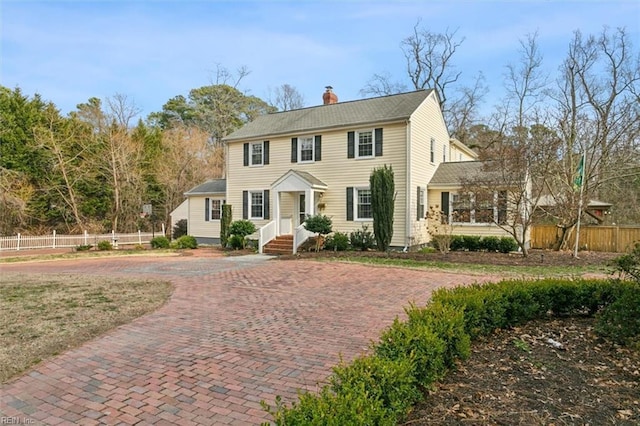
[
  {"xmin": 224, "ymin": 90, "xmax": 433, "ymax": 142},
  {"xmin": 429, "ymin": 161, "xmax": 484, "ymax": 186}
]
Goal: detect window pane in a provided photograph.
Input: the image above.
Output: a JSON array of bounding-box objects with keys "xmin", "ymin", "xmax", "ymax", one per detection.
[
  {"xmin": 251, "ymin": 192, "xmax": 263, "ymax": 218},
  {"xmin": 251, "ymin": 143, "xmax": 263, "ymax": 165},
  {"xmin": 475, "ymin": 193, "xmax": 493, "ymax": 223},
  {"xmin": 452, "ymin": 193, "xmax": 471, "ymax": 222},
  {"xmin": 211, "ymin": 200, "xmax": 222, "ymax": 220},
  {"xmin": 357, "ymin": 189, "xmax": 372, "ymax": 219},
  {"xmin": 358, "ymin": 131, "xmax": 373, "ymax": 157},
  {"xmin": 300, "ymin": 137, "xmax": 314, "ymax": 162}
]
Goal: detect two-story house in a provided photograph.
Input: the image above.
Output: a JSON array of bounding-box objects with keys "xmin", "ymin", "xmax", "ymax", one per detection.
[{"xmin": 180, "ymin": 88, "xmax": 505, "ymax": 252}]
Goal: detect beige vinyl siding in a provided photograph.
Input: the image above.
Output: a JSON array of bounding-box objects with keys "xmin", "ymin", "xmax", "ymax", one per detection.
[
  {"xmin": 226, "ymin": 122, "xmax": 409, "ymax": 247},
  {"xmin": 408, "ymin": 92, "xmax": 451, "ymax": 246},
  {"xmin": 187, "ymin": 194, "xmax": 223, "ymax": 239},
  {"xmin": 450, "ymin": 145, "xmax": 476, "ymax": 162}
]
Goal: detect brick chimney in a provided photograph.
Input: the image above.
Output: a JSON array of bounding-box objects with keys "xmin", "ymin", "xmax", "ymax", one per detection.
[{"xmin": 322, "ymin": 86, "xmax": 338, "ymax": 105}]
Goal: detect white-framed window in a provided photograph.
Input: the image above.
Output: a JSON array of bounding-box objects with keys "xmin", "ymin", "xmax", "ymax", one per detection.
[
  {"xmin": 443, "ymin": 144, "xmax": 447, "ymax": 162},
  {"xmin": 357, "ymin": 130, "xmax": 374, "ymax": 158},
  {"xmin": 299, "ymin": 136, "xmax": 314, "ymax": 162},
  {"xmin": 450, "ymin": 191, "xmax": 507, "ymax": 224},
  {"xmin": 418, "ymin": 187, "xmax": 425, "ymax": 220},
  {"xmin": 356, "ymin": 188, "xmax": 372, "ymax": 219},
  {"xmin": 250, "ymin": 142, "xmax": 263, "ymax": 166},
  {"xmin": 250, "ymin": 191, "xmax": 264, "ymax": 219},
  {"xmin": 451, "ymin": 193, "xmax": 472, "ymax": 223},
  {"xmin": 205, "ymin": 198, "xmax": 224, "ymax": 221},
  {"xmin": 430, "ymin": 138, "xmax": 436, "ymax": 163}
]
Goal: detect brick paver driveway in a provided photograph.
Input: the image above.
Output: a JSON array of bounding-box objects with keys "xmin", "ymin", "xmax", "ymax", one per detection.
[{"xmin": 1, "ymin": 253, "xmax": 490, "ymax": 425}]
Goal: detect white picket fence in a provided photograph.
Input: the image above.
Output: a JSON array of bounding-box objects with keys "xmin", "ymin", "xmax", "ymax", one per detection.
[{"xmin": 0, "ymin": 226, "xmax": 165, "ymax": 251}]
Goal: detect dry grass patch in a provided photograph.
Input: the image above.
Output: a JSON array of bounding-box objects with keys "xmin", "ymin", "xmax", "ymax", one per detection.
[{"xmin": 0, "ymin": 273, "xmax": 172, "ymax": 383}]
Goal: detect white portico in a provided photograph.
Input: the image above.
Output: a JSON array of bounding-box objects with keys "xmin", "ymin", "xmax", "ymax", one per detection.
[{"xmin": 271, "ymin": 170, "xmax": 327, "ymax": 236}]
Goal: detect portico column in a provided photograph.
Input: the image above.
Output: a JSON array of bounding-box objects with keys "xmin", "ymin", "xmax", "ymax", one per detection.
[
  {"xmin": 306, "ymin": 189, "xmax": 314, "ymax": 217},
  {"xmin": 274, "ymin": 190, "xmax": 280, "ymax": 235}
]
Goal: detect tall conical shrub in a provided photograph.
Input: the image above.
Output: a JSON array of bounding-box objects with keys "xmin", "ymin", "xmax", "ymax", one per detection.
[{"xmin": 370, "ymin": 165, "xmax": 395, "ymax": 251}]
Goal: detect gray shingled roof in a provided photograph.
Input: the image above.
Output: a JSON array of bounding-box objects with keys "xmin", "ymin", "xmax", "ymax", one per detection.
[
  {"xmin": 429, "ymin": 161, "xmax": 484, "ymax": 186},
  {"xmin": 272, "ymin": 170, "xmax": 328, "ymax": 189},
  {"xmin": 224, "ymin": 90, "xmax": 433, "ymax": 142},
  {"xmin": 184, "ymin": 179, "xmax": 226, "ymax": 195}
]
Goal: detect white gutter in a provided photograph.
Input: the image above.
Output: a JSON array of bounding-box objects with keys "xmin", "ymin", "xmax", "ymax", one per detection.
[{"xmin": 404, "ymin": 119, "xmax": 411, "ymax": 252}]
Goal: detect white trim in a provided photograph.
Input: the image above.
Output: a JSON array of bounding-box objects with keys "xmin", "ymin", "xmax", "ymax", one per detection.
[
  {"xmin": 205, "ymin": 198, "xmax": 224, "ymax": 222},
  {"xmin": 354, "ymin": 186, "xmax": 373, "ymax": 221},
  {"xmin": 249, "ymin": 141, "xmax": 264, "ymax": 167},
  {"xmin": 297, "ymin": 135, "xmax": 315, "ymax": 164},
  {"xmin": 248, "ymin": 190, "xmax": 264, "ymax": 219},
  {"xmin": 355, "ymin": 129, "xmax": 375, "ymax": 159}
]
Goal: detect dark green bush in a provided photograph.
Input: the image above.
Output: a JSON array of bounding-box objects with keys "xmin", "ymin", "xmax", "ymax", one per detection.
[
  {"xmin": 76, "ymin": 244, "xmax": 92, "ymax": 251},
  {"xmin": 97, "ymin": 240, "xmax": 112, "ymax": 251},
  {"xmin": 595, "ymin": 283, "xmax": 640, "ymax": 347},
  {"xmin": 609, "ymin": 242, "xmax": 640, "ymax": 281},
  {"xmin": 171, "ymin": 235, "xmax": 198, "ymax": 249},
  {"xmin": 228, "ymin": 234, "xmax": 245, "ymax": 250},
  {"xmin": 450, "ymin": 235, "xmax": 465, "ymax": 251},
  {"xmin": 304, "ymin": 215, "xmax": 333, "ymax": 252},
  {"xmin": 480, "ymin": 236, "xmax": 500, "ymax": 252},
  {"xmin": 324, "ymin": 232, "xmax": 350, "ymax": 251},
  {"xmin": 220, "ymin": 204, "xmax": 232, "ymax": 249},
  {"xmin": 462, "ymin": 235, "xmax": 482, "ymax": 251},
  {"xmin": 375, "ymin": 317, "xmax": 447, "ymax": 387},
  {"xmin": 350, "ymin": 225, "xmax": 376, "ymax": 251},
  {"xmin": 229, "ymin": 220, "xmax": 256, "ymax": 249},
  {"xmin": 150, "ymin": 236, "xmax": 170, "ymax": 249},
  {"xmin": 172, "ymin": 219, "xmax": 188, "ymax": 239},
  {"xmin": 498, "ymin": 236, "xmax": 518, "ymax": 253},
  {"xmin": 331, "ymin": 355, "xmax": 419, "ymax": 420}
]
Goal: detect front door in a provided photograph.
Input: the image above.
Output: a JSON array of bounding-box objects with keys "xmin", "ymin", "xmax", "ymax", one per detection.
[{"xmin": 297, "ymin": 193, "xmax": 306, "ymax": 227}]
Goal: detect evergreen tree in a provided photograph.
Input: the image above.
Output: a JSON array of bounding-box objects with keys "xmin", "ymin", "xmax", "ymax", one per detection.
[{"xmin": 370, "ymin": 165, "xmax": 395, "ymax": 251}]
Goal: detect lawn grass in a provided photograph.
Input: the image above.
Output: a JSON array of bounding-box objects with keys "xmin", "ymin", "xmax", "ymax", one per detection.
[
  {"xmin": 0, "ymin": 273, "xmax": 172, "ymax": 383},
  {"xmin": 0, "ymin": 249, "xmax": 177, "ymax": 263},
  {"xmin": 326, "ymin": 256, "xmax": 607, "ymax": 278}
]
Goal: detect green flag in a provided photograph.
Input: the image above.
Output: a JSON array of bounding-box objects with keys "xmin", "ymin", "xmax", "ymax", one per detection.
[{"xmin": 574, "ymin": 154, "xmax": 584, "ymax": 188}]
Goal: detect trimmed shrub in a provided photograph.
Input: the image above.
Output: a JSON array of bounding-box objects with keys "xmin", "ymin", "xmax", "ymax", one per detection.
[
  {"xmin": 370, "ymin": 165, "xmax": 395, "ymax": 251},
  {"xmin": 150, "ymin": 236, "xmax": 170, "ymax": 249},
  {"xmin": 498, "ymin": 236, "xmax": 518, "ymax": 253},
  {"xmin": 220, "ymin": 204, "xmax": 232, "ymax": 249},
  {"xmin": 172, "ymin": 219, "xmax": 188, "ymax": 239},
  {"xmin": 480, "ymin": 236, "xmax": 500, "ymax": 252},
  {"xmin": 97, "ymin": 240, "xmax": 112, "ymax": 251},
  {"xmin": 228, "ymin": 234, "xmax": 245, "ymax": 250},
  {"xmin": 171, "ymin": 235, "xmax": 197, "ymax": 249},
  {"xmin": 304, "ymin": 214, "xmax": 333, "ymax": 252},
  {"xmin": 462, "ymin": 235, "xmax": 482, "ymax": 252},
  {"xmin": 324, "ymin": 232, "xmax": 350, "ymax": 251},
  {"xmin": 450, "ymin": 235, "xmax": 465, "ymax": 251},
  {"xmin": 595, "ymin": 283, "xmax": 640, "ymax": 347},
  {"xmin": 229, "ymin": 220, "xmax": 256, "ymax": 250},
  {"xmin": 76, "ymin": 244, "xmax": 92, "ymax": 251},
  {"xmin": 350, "ymin": 225, "xmax": 376, "ymax": 251}
]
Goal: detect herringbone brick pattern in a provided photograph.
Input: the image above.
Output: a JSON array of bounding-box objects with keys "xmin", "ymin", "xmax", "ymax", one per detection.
[{"xmin": 0, "ymin": 254, "xmax": 490, "ymax": 424}]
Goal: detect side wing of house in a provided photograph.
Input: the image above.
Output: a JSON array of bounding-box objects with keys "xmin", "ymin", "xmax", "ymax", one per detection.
[{"xmin": 184, "ymin": 180, "xmax": 226, "ymax": 244}]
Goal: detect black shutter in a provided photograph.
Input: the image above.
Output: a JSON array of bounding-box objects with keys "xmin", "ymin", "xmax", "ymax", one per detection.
[
  {"xmin": 263, "ymin": 190, "xmax": 270, "ymax": 220},
  {"xmin": 416, "ymin": 188, "xmax": 421, "ymax": 220},
  {"xmin": 243, "ymin": 143, "xmax": 249, "ymax": 166},
  {"xmin": 441, "ymin": 192, "xmax": 450, "ymax": 223},
  {"xmin": 346, "ymin": 187, "xmax": 354, "ymax": 221},
  {"xmin": 263, "ymin": 141, "xmax": 269, "ymax": 165},
  {"xmin": 347, "ymin": 132, "xmax": 355, "ymax": 158},
  {"xmin": 375, "ymin": 128, "xmax": 383, "ymax": 157},
  {"xmin": 291, "ymin": 138, "xmax": 298, "ymax": 163},
  {"xmin": 242, "ymin": 191, "xmax": 248, "ymax": 219},
  {"xmin": 314, "ymin": 135, "xmax": 322, "ymax": 161},
  {"xmin": 205, "ymin": 197, "xmax": 210, "ymax": 221}
]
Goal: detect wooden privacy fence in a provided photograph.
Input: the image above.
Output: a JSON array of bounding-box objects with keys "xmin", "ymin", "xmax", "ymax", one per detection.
[
  {"xmin": 0, "ymin": 228, "xmax": 164, "ymax": 251},
  {"xmin": 531, "ymin": 225, "xmax": 640, "ymax": 253}
]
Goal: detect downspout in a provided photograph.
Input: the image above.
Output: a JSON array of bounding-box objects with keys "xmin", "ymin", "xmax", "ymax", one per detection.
[{"xmin": 404, "ymin": 119, "xmax": 411, "ymax": 252}]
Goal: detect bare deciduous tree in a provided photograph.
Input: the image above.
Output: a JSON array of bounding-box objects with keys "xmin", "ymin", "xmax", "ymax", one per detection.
[{"xmin": 268, "ymin": 84, "xmax": 305, "ymax": 111}]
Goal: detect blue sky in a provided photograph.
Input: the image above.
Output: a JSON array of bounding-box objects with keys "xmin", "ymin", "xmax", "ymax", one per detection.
[{"xmin": 2, "ymin": 1, "xmax": 639, "ymax": 119}]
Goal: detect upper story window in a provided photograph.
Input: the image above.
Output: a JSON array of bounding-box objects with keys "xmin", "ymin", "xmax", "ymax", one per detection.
[
  {"xmin": 243, "ymin": 141, "xmax": 269, "ymax": 167},
  {"xmin": 443, "ymin": 144, "xmax": 447, "ymax": 162},
  {"xmin": 430, "ymin": 138, "xmax": 436, "ymax": 163},
  {"xmin": 347, "ymin": 129, "xmax": 383, "ymax": 159},
  {"xmin": 251, "ymin": 142, "xmax": 263, "ymax": 166},
  {"xmin": 299, "ymin": 136, "xmax": 314, "ymax": 162},
  {"xmin": 357, "ymin": 131, "xmax": 374, "ymax": 158}
]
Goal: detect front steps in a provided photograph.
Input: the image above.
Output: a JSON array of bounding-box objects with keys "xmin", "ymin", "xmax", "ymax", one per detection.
[{"xmin": 263, "ymin": 235, "xmax": 293, "ymax": 255}]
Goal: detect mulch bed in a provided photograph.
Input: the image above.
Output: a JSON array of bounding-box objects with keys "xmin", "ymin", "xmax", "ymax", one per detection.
[{"xmin": 402, "ymin": 316, "xmax": 639, "ymax": 425}]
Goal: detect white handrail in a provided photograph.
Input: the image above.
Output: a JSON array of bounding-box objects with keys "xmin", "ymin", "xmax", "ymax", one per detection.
[
  {"xmin": 258, "ymin": 221, "xmax": 277, "ymax": 254},
  {"xmin": 293, "ymin": 224, "xmax": 315, "ymax": 254}
]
